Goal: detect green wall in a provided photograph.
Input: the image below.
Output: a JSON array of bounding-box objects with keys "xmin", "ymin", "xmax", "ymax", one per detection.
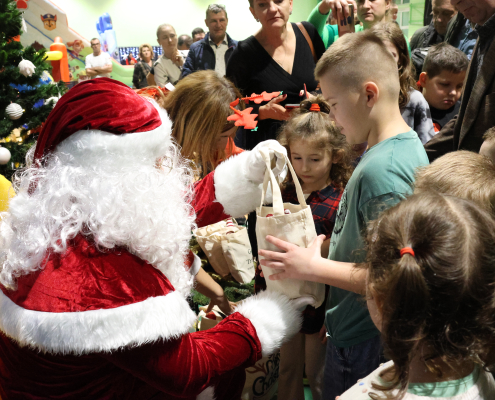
[
  {"xmin": 409, "ymin": 0, "xmax": 426, "ymax": 38},
  {"xmin": 59, "ymin": 0, "xmax": 318, "ymax": 46}
]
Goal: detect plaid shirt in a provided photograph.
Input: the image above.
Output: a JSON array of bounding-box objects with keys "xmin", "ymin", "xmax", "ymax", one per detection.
[
  {"xmin": 255, "ymin": 183, "xmax": 343, "ymax": 334},
  {"xmin": 283, "ymin": 183, "xmax": 342, "ymax": 239}
]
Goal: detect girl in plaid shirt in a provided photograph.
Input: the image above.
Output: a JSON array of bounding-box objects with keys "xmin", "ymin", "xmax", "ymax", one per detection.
[{"xmin": 256, "ymin": 96, "xmax": 354, "ymax": 400}]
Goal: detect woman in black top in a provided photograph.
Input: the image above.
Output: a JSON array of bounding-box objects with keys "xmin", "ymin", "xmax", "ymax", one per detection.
[{"xmin": 226, "ymin": 0, "xmax": 325, "ymax": 150}]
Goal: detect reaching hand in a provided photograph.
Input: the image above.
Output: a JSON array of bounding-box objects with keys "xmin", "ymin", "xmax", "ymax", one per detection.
[
  {"xmin": 258, "ymin": 94, "xmax": 291, "ymax": 121},
  {"xmin": 258, "ymin": 235, "xmax": 327, "ymax": 282},
  {"xmin": 206, "ymin": 293, "xmax": 235, "ymax": 316},
  {"xmin": 319, "ymin": 0, "xmax": 357, "ymax": 19}
]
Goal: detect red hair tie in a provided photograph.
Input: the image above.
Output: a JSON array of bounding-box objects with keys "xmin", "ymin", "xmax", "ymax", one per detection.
[
  {"xmin": 400, "ymin": 247, "xmax": 415, "ymax": 257},
  {"xmin": 309, "ymin": 103, "xmax": 320, "ymax": 112}
]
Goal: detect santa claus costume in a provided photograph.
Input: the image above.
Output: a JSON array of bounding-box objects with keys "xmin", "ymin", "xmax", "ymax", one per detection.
[{"xmin": 0, "ymin": 78, "xmax": 306, "ymax": 399}]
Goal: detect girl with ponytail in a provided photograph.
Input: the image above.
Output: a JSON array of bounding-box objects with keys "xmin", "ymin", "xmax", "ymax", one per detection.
[{"xmin": 339, "ymin": 192, "xmax": 495, "ymax": 400}]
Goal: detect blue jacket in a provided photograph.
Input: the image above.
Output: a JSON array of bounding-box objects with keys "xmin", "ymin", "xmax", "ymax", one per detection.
[{"xmin": 181, "ymin": 32, "xmax": 237, "ymax": 79}]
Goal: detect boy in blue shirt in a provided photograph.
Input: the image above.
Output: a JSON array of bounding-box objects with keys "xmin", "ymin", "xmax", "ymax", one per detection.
[{"xmin": 258, "ymin": 30, "xmax": 429, "ymax": 399}]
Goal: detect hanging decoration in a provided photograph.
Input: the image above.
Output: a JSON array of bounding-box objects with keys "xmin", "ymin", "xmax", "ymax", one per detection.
[
  {"xmin": 0, "ymin": 147, "xmax": 11, "ymax": 165},
  {"xmin": 18, "ymin": 59, "xmax": 36, "ymax": 77},
  {"xmin": 5, "ymin": 103, "xmax": 23, "ymax": 120}
]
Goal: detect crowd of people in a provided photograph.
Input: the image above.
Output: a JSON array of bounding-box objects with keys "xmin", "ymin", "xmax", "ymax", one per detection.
[{"xmin": 3, "ymin": 0, "xmax": 495, "ymax": 399}]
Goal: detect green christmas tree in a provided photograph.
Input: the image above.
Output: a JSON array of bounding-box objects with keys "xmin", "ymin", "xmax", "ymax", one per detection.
[{"xmin": 0, "ymin": 0, "xmax": 66, "ymax": 180}]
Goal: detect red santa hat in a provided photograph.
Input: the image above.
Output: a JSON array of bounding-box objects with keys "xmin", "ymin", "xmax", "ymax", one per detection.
[{"xmin": 34, "ymin": 78, "xmax": 166, "ymax": 165}]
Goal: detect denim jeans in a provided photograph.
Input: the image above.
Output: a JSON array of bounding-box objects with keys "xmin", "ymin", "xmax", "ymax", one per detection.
[{"xmin": 322, "ymin": 335, "xmax": 384, "ymax": 400}]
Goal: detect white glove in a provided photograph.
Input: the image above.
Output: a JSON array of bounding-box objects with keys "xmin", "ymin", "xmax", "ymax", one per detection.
[{"xmin": 245, "ymin": 140, "xmax": 287, "ymax": 184}]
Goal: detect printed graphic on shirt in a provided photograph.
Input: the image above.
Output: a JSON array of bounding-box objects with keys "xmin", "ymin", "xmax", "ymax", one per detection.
[
  {"xmin": 401, "ymin": 103, "xmax": 432, "ymax": 126},
  {"xmin": 329, "ymin": 188, "xmax": 348, "ymax": 254}
]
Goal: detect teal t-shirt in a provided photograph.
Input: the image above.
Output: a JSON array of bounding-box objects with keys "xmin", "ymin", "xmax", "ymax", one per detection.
[{"xmin": 325, "ymin": 130, "xmax": 429, "ymax": 348}]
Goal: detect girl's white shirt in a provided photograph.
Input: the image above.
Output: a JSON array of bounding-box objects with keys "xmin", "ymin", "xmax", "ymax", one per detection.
[{"xmin": 339, "ymin": 360, "xmax": 495, "ymax": 400}]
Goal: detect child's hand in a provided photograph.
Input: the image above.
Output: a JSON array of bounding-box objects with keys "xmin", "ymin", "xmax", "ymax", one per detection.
[
  {"xmin": 258, "ymin": 235, "xmax": 327, "ymax": 282},
  {"xmin": 206, "ymin": 293, "xmax": 235, "ymax": 316},
  {"xmin": 258, "ymin": 94, "xmax": 291, "ymax": 121},
  {"xmin": 319, "ymin": 0, "xmax": 356, "ymax": 18}
]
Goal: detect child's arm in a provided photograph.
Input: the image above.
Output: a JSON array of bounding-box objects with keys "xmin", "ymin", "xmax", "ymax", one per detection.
[
  {"xmin": 258, "ymin": 235, "xmax": 366, "ymax": 295},
  {"xmin": 259, "ymin": 192, "xmax": 407, "ymax": 294},
  {"xmin": 195, "ymin": 267, "xmax": 234, "ymax": 315}
]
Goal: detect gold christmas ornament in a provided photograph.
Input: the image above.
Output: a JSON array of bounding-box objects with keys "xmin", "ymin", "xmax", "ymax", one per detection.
[{"xmin": 6, "ymin": 103, "xmax": 23, "ymax": 120}]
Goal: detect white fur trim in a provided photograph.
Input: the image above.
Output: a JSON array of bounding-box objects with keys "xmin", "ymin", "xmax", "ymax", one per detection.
[
  {"xmin": 214, "ymin": 152, "xmax": 263, "ymax": 218},
  {"xmin": 236, "ymin": 291, "xmax": 302, "ymax": 357},
  {"xmin": 196, "ymin": 386, "xmax": 216, "ymax": 400},
  {"xmin": 0, "ymin": 290, "xmax": 196, "ymax": 355},
  {"xmin": 54, "ymin": 100, "xmax": 173, "ymax": 167}
]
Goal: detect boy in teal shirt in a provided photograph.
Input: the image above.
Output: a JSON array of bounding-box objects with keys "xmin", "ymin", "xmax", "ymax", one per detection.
[{"xmin": 258, "ymin": 30, "xmax": 429, "ymax": 399}]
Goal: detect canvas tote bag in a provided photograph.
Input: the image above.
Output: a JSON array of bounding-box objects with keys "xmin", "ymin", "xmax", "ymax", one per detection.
[
  {"xmin": 256, "ymin": 149, "xmax": 325, "ymax": 308},
  {"xmin": 194, "ymin": 219, "xmax": 255, "ymax": 283}
]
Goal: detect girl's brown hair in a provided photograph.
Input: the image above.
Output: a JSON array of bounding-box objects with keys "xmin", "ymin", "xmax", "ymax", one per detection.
[
  {"xmin": 363, "ymin": 192, "xmax": 495, "ymax": 399},
  {"xmin": 370, "ymin": 22, "xmax": 417, "ymax": 109},
  {"xmin": 277, "ymin": 95, "xmax": 353, "ymax": 190},
  {"xmin": 162, "ymin": 70, "xmax": 242, "ymax": 178}
]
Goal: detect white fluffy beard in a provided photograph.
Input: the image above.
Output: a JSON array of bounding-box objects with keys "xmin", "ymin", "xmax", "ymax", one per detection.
[{"xmin": 0, "ymin": 130, "xmax": 197, "ymax": 298}]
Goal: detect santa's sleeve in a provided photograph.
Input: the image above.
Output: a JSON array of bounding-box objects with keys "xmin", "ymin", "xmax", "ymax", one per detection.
[
  {"xmin": 104, "ymin": 313, "xmax": 260, "ymax": 398},
  {"xmin": 192, "ymin": 152, "xmax": 263, "ymax": 228},
  {"xmin": 104, "ymin": 290, "xmax": 301, "ymax": 398}
]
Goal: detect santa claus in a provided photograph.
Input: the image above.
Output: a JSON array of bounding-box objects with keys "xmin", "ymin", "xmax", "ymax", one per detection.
[{"xmin": 0, "ymin": 79, "xmax": 308, "ymax": 399}]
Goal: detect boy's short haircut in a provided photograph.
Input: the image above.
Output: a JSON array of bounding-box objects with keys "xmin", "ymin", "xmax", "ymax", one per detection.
[
  {"xmin": 315, "ymin": 30, "xmax": 400, "ymax": 98},
  {"xmin": 414, "ymin": 150, "xmax": 495, "ymax": 214},
  {"xmin": 483, "ymin": 127, "xmax": 495, "ymax": 143},
  {"xmin": 422, "ymin": 43, "xmax": 469, "ymax": 78},
  {"xmin": 192, "ymin": 27, "xmax": 205, "ymax": 37},
  {"xmin": 156, "ymin": 24, "xmax": 174, "ymax": 39}
]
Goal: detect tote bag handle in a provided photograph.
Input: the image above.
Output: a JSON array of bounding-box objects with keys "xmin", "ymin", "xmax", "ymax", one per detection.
[{"xmin": 259, "ymin": 148, "xmax": 308, "ymax": 215}]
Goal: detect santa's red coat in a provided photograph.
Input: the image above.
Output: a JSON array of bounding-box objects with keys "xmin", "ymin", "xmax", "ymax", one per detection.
[{"xmin": 0, "ymin": 171, "xmax": 261, "ymax": 400}]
